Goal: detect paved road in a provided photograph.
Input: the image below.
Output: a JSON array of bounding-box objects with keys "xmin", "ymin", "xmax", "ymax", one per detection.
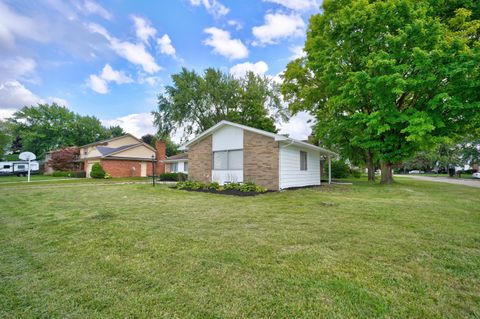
[{"xmin": 398, "ymin": 175, "xmax": 480, "ymax": 189}]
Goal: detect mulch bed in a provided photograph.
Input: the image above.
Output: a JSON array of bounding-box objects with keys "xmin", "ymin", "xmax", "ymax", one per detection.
[{"xmin": 174, "ymin": 187, "xmax": 274, "ymax": 197}]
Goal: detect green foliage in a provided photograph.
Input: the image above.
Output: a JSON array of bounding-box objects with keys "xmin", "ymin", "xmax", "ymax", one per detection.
[
  {"xmin": 350, "ymin": 169, "xmax": 362, "ymax": 178},
  {"xmin": 107, "ymin": 125, "xmax": 125, "ymax": 138},
  {"xmin": 159, "ymin": 172, "xmax": 188, "ymax": 181},
  {"xmin": 153, "ymin": 68, "xmax": 288, "ymax": 140},
  {"xmin": 176, "ymin": 180, "xmax": 204, "ymax": 190},
  {"xmin": 7, "ymin": 103, "xmax": 124, "ymax": 159},
  {"xmin": 51, "ymin": 171, "xmax": 86, "ymax": 178},
  {"xmin": 0, "ymin": 121, "xmax": 10, "ymax": 160},
  {"xmin": 282, "ymin": 0, "xmax": 480, "ymax": 183},
  {"xmin": 90, "ymin": 163, "xmax": 106, "ymax": 179},
  {"xmin": 330, "ymin": 160, "xmax": 350, "ymax": 179},
  {"xmin": 176, "ymin": 180, "xmax": 267, "ymax": 193},
  {"xmin": 206, "ymin": 182, "xmax": 220, "ymax": 190}
]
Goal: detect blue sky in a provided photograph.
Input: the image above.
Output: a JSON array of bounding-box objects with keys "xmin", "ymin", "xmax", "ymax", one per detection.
[{"xmin": 0, "ymin": 0, "xmax": 320, "ymax": 141}]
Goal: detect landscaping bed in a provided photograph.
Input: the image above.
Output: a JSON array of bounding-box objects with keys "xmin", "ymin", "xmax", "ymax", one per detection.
[{"xmin": 174, "ymin": 180, "xmax": 269, "ymax": 196}]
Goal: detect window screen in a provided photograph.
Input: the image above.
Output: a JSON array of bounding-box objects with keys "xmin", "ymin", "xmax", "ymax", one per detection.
[
  {"xmin": 171, "ymin": 163, "xmax": 178, "ymax": 172},
  {"xmin": 213, "ymin": 150, "xmax": 243, "ymax": 170},
  {"xmin": 300, "ymin": 151, "xmax": 307, "ymax": 171},
  {"xmin": 184, "ymin": 162, "xmax": 188, "ymax": 172},
  {"xmin": 213, "ymin": 151, "xmax": 228, "ymax": 170},
  {"xmin": 228, "ymin": 150, "xmax": 243, "ymax": 170}
]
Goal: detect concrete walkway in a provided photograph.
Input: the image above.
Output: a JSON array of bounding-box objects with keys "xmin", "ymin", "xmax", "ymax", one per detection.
[{"xmin": 398, "ymin": 175, "xmax": 480, "ymax": 189}]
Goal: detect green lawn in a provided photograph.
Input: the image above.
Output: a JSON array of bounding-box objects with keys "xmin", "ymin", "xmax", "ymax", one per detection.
[
  {"xmin": 0, "ymin": 174, "xmax": 70, "ymax": 183},
  {"xmin": 0, "ymin": 179, "xmax": 479, "ymax": 318}
]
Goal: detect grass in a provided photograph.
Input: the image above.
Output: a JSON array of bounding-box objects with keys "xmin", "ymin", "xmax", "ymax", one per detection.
[
  {"xmin": 0, "ymin": 175, "xmax": 152, "ymax": 186},
  {"xmin": 0, "ymin": 174, "xmax": 70, "ymax": 183},
  {"xmin": 0, "ymin": 178, "xmax": 479, "ymax": 318}
]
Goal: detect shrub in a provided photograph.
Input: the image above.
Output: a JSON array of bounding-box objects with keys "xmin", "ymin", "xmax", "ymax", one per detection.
[
  {"xmin": 223, "ymin": 182, "xmax": 241, "ymax": 191},
  {"xmin": 177, "ymin": 180, "xmax": 268, "ymax": 193},
  {"xmin": 51, "ymin": 171, "xmax": 86, "ymax": 178},
  {"xmin": 206, "ymin": 182, "xmax": 220, "ymax": 190},
  {"xmin": 350, "ymin": 169, "xmax": 362, "ymax": 178},
  {"xmin": 177, "ymin": 180, "xmax": 204, "ymax": 190},
  {"xmin": 177, "ymin": 173, "xmax": 188, "ymax": 181},
  {"xmin": 239, "ymin": 182, "xmax": 257, "ymax": 192},
  {"xmin": 331, "ymin": 160, "xmax": 350, "ymax": 178},
  {"xmin": 90, "ymin": 163, "xmax": 106, "ymax": 179},
  {"xmin": 160, "ymin": 173, "xmax": 179, "ymax": 181},
  {"xmin": 160, "ymin": 172, "xmax": 189, "ymax": 181}
]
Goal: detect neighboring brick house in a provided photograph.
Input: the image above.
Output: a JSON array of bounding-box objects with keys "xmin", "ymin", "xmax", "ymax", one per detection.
[
  {"xmin": 77, "ymin": 134, "xmax": 166, "ymax": 178},
  {"xmin": 179, "ymin": 121, "xmax": 336, "ymax": 190}
]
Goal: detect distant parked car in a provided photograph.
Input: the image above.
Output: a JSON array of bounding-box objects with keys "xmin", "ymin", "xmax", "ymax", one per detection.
[
  {"xmin": 472, "ymin": 172, "xmax": 480, "ymax": 179},
  {"xmin": 409, "ymin": 170, "xmax": 425, "ymax": 174}
]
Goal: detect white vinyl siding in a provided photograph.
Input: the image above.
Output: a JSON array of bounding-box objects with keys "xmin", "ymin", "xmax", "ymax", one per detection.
[{"xmin": 280, "ymin": 145, "xmax": 321, "ymax": 189}]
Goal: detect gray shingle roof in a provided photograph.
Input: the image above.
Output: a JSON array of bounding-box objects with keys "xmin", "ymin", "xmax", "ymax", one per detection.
[{"xmin": 97, "ymin": 144, "xmax": 136, "ymax": 156}]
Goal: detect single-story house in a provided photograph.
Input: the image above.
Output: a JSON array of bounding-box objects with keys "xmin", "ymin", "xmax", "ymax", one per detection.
[
  {"xmin": 80, "ymin": 134, "xmax": 166, "ymax": 178},
  {"xmin": 179, "ymin": 120, "xmax": 336, "ymax": 190},
  {"xmin": 163, "ymin": 152, "xmax": 188, "ymax": 173}
]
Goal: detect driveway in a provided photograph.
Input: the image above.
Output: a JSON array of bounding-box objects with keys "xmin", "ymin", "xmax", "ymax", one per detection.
[{"xmin": 398, "ymin": 175, "xmax": 480, "ymax": 188}]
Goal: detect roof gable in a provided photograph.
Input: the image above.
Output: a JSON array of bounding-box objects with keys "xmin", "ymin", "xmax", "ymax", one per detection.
[{"xmin": 180, "ymin": 120, "xmax": 336, "ymax": 156}]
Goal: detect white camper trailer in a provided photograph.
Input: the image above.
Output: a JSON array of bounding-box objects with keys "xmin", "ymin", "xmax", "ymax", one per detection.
[{"xmin": 0, "ymin": 161, "xmax": 40, "ymax": 176}]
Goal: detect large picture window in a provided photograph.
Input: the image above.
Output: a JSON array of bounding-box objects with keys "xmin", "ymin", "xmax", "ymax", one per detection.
[
  {"xmin": 300, "ymin": 151, "xmax": 308, "ymax": 171},
  {"xmin": 213, "ymin": 150, "xmax": 243, "ymax": 170}
]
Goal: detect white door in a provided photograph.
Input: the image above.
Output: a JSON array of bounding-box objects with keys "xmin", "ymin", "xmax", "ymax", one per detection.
[
  {"xmin": 140, "ymin": 162, "xmax": 147, "ymax": 177},
  {"xmin": 86, "ymin": 162, "xmax": 94, "ymax": 178}
]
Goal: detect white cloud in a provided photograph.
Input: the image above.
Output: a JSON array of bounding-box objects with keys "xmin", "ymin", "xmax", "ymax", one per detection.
[
  {"xmin": 227, "ymin": 20, "xmax": 243, "ymax": 31},
  {"xmin": 229, "ymin": 61, "xmax": 269, "ymax": 78},
  {"xmin": 189, "ymin": 0, "xmax": 229, "ymax": 17},
  {"xmin": 100, "ymin": 64, "xmax": 133, "ymax": 84},
  {"xmin": 289, "ymin": 45, "xmax": 306, "ymax": 59},
  {"xmin": 81, "ymin": 0, "xmax": 113, "ymax": 20},
  {"xmin": 102, "ymin": 112, "xmax": 156, "ymax": 138},
  {"xmin": 203, "ymin": 27, "xmax": 248, "ymax": 60},
  {"xmin": 252, "ymin": 13, "xmax": 305, "ymax": 45},
  {"xmin": 278, "ymin": 111, "xmax": 314, "ymax": 140},
  {"xmin": 132, "ymin": 16, "xmax": 156, "ymax": 44},
  {"xmin": 87, "ymin": 22, "xmax": 161, "ymax": 74},
  {"xmin": 87, "ymin": 74, "xmax": 108, "ymax": 94},
  {"xmin": 157, "ymin": 34, "xmax": 176, "ymax": 57},
  {"xmin": 0, "ymin": 2, "xmax": 49, "ymax": 50},
  {"xmin": 0, "ymin": 81, "xmax": 68, "ymax": 118},
  {"xmin": 0, "ymin": 57, "xmax": 37, "ymax": 83},
  {"xmin": 86, "ymin": 64, "xmax": 133, "ymax": 94},
  {"xmin": 264, "ymin": 0, "xmax": 318, "ymax": 11},
  {"xmin": 0, "ymin": 81, "xmax": 42, "ymax": 109}
]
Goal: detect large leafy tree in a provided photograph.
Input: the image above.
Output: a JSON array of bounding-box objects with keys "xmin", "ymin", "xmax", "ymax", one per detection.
[
  {"xmin": 282, "ymin": 0, "xmax": 480, "ymax": 183},
  {"xmin": 153, "ymin": 67, "xmax": 287, "ymax": 141},
  {"xmin": 8, "ymin": 103, "xmax": 120, "ymax": 158},
  {"xmin": 0, "ymin": 121, "xmax": 10, "ymax": 160}
]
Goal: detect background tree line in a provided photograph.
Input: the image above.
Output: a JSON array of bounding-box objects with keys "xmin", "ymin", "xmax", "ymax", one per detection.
[{"xmin": 0, "ymin": 103, "xmax": 126, "ymax": 160}]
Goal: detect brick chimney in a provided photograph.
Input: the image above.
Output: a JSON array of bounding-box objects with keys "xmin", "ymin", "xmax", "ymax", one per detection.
[{"xmin": 155, "ymin": 140, "xmax": 166, "ymax": 175}]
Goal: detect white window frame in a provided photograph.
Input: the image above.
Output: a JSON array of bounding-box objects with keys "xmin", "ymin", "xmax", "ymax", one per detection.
[{"xmin": 212, "ymin": 149, "xmax": 243, "ymax": 170}]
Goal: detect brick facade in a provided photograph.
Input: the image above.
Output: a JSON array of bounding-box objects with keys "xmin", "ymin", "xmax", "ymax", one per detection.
[
  {"xmin": 100, "ymin": 159, "xmax": 153, "ymax": 178},
  {"xmin": 188, "ymin": 135, "xmax": 212, "ymax": 183},
  {"xmin": 243, "ymin": 130, "xmax": 279, "ymax": 190},
  {"xmin": 155, "ymin": 141, "xmax": 166, "ymax": 175}
]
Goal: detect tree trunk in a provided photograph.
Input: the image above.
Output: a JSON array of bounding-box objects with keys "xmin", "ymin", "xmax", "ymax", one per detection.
[
  {"xmin": 380, "ymin": 162, "xmax": 394, "ymax": 184},
  {"xmin": 366, "ymin": 151, "xmax": 376, "ymax": 182}
]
